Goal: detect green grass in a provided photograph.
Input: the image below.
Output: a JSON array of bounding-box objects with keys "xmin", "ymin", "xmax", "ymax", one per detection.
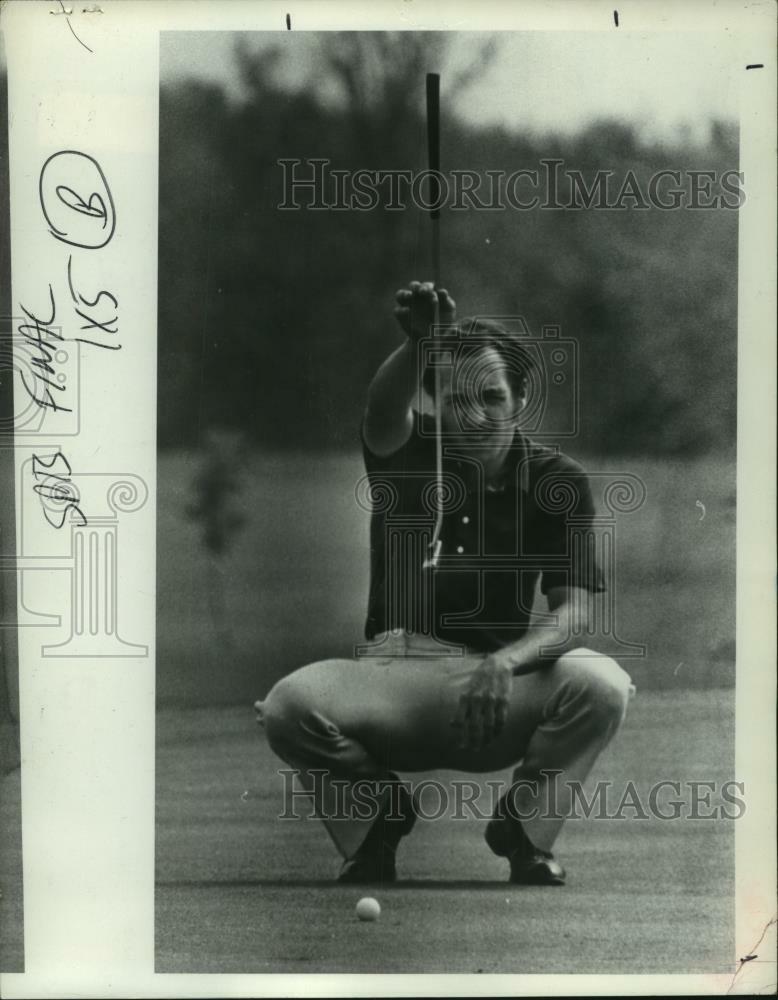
[
  {"xmin": 157, "ymin": 449, "xmax": 735, "ymax": 705},
  {"xmin": 155, "ymin": 688, "xmax": 735, "ymax": 974}
]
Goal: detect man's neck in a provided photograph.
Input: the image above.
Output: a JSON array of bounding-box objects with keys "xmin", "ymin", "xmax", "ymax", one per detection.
[{"xmin": 482, "ymin": 438, "xmax": 514, "ymax": 491}]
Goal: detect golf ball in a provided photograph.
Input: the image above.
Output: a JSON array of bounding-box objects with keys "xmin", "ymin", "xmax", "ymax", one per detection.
[{"xmin": 356, "ymin": 897, "xmax": 381, "ymax": 921}]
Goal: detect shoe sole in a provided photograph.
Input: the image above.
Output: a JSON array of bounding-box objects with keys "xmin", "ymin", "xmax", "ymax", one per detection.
[
  {"xmin": 509, "ymin": 868, "xmax": 566, "ymax": 887},
  {"xmin": 486, "ymin": 819, "xmax": 567, "ymax": 886},
  {"xmin": 337, "ymin": 869, "xmax": 397, "ymax": 885}
]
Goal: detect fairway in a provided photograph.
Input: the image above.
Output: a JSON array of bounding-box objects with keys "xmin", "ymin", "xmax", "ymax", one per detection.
[{"xmin": 156, "ymin": 688, "xmax": 735, "ymax": 975}]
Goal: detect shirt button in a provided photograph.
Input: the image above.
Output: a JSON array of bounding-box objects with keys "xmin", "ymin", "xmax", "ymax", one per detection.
[
  {"xmin": 456, "ymin": 545, "xmax": 464, "ymax": 554},
  {"xmin": 461, "ymin": 515, "xmax": 470, "ymax": 524}
]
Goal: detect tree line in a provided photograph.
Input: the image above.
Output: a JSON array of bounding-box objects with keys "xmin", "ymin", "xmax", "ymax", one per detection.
[{"xmin": 161, "ymin": 37, "xmax": 735, "ymax": 455}]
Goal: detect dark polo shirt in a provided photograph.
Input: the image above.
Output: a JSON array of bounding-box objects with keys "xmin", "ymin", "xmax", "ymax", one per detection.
[{"xmin": 363, "ymin": 412, "xmax": 605, "ymax": 652}]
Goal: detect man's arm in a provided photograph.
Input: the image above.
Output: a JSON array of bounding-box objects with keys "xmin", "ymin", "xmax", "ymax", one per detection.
[
  {"xmin": 450, "ymin": 586, "xmax": 594, "ymax": 750},
  {"xmin": 497, "ymin": 585, "xmax": 592, "ymax": 677},
  {"xmin": 363, "ymin": 281, "xmax": 456, "ymax": 457},
  {"xmin": 363, "ymin": 340, "xmax": 417, "ymax": 457}
]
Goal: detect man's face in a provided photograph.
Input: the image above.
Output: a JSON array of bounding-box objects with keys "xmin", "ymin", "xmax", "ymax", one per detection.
[{"xmin": 438, "ymin": 347, "xmax": 524, "ymax": 453}]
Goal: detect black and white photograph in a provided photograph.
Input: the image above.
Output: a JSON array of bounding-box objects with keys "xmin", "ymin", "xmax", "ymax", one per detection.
[
  {"xmin": 0, "ymin": 1, "xmax": 775, "ymax": 996},
  {"xmin": 155, "ymin": 22, "xmax": 749, "ymax": 978}
]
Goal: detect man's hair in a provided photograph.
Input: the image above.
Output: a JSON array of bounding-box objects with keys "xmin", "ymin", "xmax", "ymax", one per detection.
[{"xmin": 421, "ymin": 317, "xmax": 536, "ymax": 400}]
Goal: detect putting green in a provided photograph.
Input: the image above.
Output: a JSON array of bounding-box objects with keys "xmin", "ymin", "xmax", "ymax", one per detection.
[{"xmin": 155, "ymin": 688, "xmax": 735, "ymax": 974}]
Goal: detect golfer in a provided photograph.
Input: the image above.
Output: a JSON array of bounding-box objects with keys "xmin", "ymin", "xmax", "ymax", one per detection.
[{"xmin": 256, "ymin": 281, "xmax": 634, "ymax": 886}]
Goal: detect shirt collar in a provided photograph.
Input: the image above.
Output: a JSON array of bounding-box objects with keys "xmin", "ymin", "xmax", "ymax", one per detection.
[{"xmin": 448, "ymin": 430, "xmax": 530, "ymax": 497}]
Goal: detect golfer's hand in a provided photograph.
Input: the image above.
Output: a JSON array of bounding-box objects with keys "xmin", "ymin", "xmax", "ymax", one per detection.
[
  {"xmin": 451, "ymin": 654, "xmax": 512, "ymax": 751},
  {"xmin": 394, "ymin": 281, "xmax": 456, "ymax": 343}
]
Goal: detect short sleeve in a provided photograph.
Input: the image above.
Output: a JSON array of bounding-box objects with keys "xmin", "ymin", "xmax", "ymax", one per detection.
[
  {"xmin": 534, "ymin": 457, "xmax": 607, "ymax": 596},
  {"xmin": 360, "ymin": 410, "xmax": 435, "ymax": 475}
]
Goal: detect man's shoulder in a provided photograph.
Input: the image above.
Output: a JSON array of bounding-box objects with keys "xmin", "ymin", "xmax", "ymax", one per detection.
[
  {"xmin": 522, "ymin": 437, "xmax": 588, "ymax": 478},
  {"xmin": 521, "ymin": 437, "xmax": 597, "ymax": 517}
]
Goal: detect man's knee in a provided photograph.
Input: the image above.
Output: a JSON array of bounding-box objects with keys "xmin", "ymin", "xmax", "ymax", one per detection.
[
  {"xmin": 554, "ymin": 648, "xmax": 633, "ymax": 723},
  {"xmin": 255, "ymin": 658, "xmax": 351, "ymax": 757},
  {"xmin": 255, "ymin": 674, "xmax": 302, "ymax": 756}
]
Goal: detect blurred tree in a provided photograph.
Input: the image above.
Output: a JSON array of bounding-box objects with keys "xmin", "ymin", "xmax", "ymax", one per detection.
[
  {"xmin": 313, "ymin": 33, "xmax": 500, "ymax": 288},
  {"xmin": 156, "ymin": 36, "xmax": 738, "ymax": 459},
  {"xmin": 315, "ymin": 33, "xmax": 498, "ymax": 158},
  {"xmin": 186, "ymin": 428, "xmax": 247, "ymax": 649},
  {"xmin": 158, "ymin": 79, "xmax": 235, "ymax": 446}
]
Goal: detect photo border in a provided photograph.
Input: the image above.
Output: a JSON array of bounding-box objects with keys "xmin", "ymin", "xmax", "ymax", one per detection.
[{"xmin": 2, "ymin": 1, "xmax": 775, "ymax": 996}]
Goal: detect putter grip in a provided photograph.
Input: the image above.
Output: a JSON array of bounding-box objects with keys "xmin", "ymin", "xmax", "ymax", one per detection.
[{"xmin": 426, "ymin": 73, "xmax": 441, "ymax": 220}]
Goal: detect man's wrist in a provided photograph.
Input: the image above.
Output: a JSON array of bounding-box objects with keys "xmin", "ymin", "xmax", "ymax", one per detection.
[{"xmin": 492, "ymin": 645, "xmax": 530, "ymax": 675}]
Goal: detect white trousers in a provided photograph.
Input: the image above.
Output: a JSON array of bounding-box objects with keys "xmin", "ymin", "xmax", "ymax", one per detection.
[{"xmin": 256, "ymin": 633, "xmax": 635, "ymax": 860}]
